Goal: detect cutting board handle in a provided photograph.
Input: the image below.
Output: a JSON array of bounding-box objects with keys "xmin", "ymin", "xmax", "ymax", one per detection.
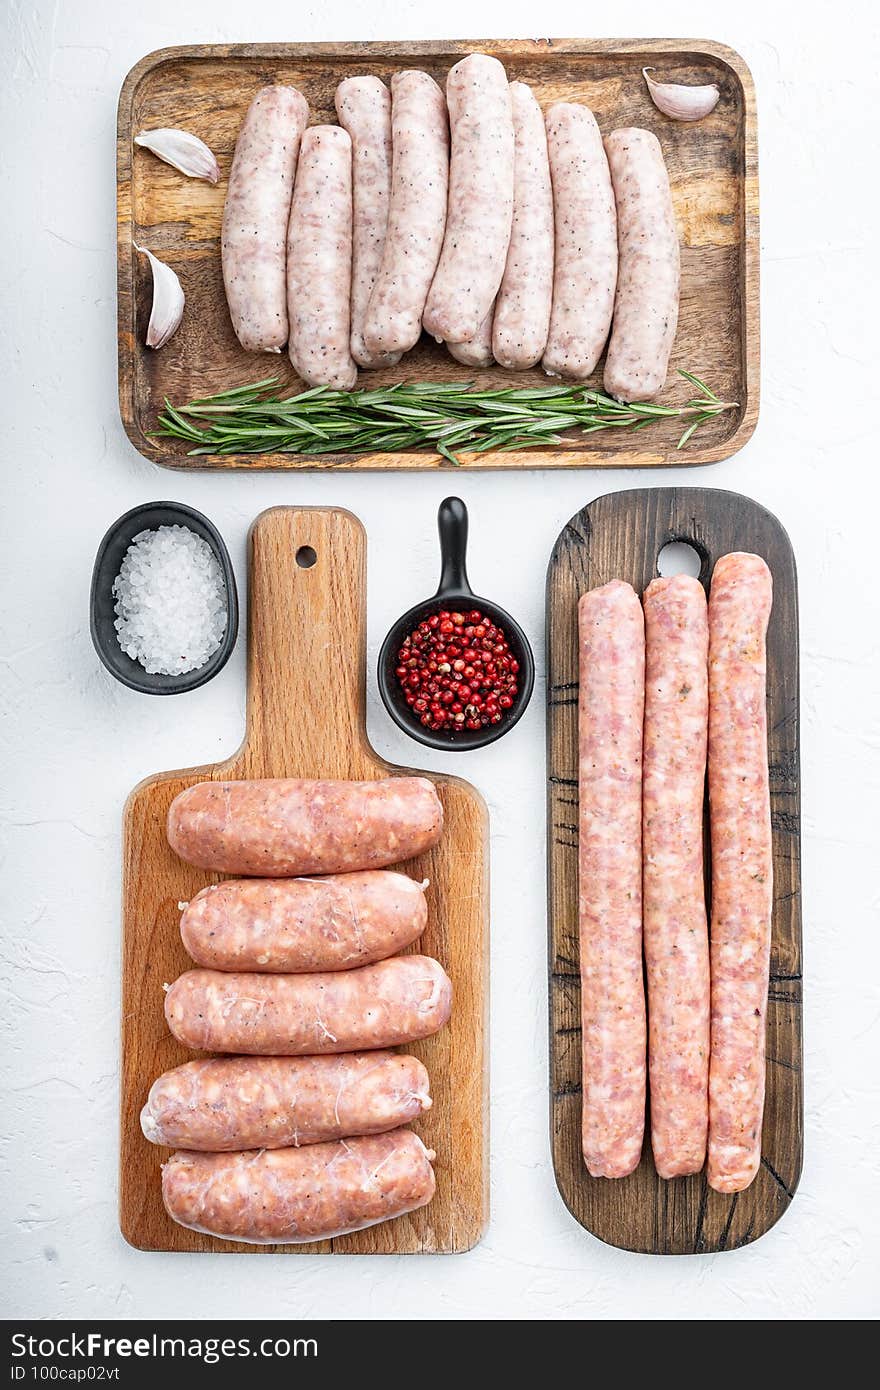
[{"xmin": 241, "ymin": 507, "xmax": 371, "ymax": 777}]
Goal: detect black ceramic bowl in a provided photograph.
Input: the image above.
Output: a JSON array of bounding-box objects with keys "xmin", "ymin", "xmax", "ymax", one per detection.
[
  {"xmin": 90, "ymin": 501, "xmax": 239, "ymax": 695},
  {"xmin": 378, "ymin": 497, "xmax": 535, "ymax": 750}
]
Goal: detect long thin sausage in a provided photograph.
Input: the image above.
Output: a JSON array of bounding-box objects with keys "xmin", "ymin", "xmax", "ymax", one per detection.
[
  {"xmin": 162, "ymin": 1129, "xmax": 436, "ymax": 1244},
  {"xmin": 642, "ymin": 576, "xmax": 710, "ymax": 1179},
  {"xmin": 167, "ymin": 778, "xmax": 444, "ymax": 877},
  {"xmin": 492, "ymin": 82, "xmax": 554, "ymax": 370},
  {"xmin": 578, "ymin": 581, "xmax": 646, "ymax": 1178},
  {"xmin": 221, "ymin": 85, "xmax": 309, "ymax": 352},
  {"xmin": 142, "ymin": 1052, "xmax": 432, "ymax": 1150},
  {"xmin": 362, "ymin": 71, "xmax": 449, "ymax": 356},
  {"xmin": 164, "ymin": 956, "xmax": 453, "ymax": 1055},
  {"xmin": 422, "ymin": 54, "xmax": 514, "ymax": 344},
  {"xmin": 334, "ymin": 77, "xmax": 402, "ymax": 369},
  {"xmin": 542, "ymin": 104, "xmax": 617, "ymax": 381},
  {"xmin": 603, "ymin": 128, "xmax": 680, "ymax": 402},
  {"xmin": 286, "ymin": 125, "xmax": 357, "ymax": 390},
  {"xmin": 707, "ymin": 553, "xmax": 773, "ymax": 1194},
  {"xmin": 179, "ymin": 870, "xmax": 428, "ymax": 972}
]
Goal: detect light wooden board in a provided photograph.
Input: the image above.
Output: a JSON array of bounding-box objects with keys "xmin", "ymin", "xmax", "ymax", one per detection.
[
  {"xmin": 117, "ymin": 37, "xmax": 758, "ymax": 471},
  {"xmin": 120, "ymin": 507, "xmax": 489, "ymax": 1253},
  {"xmin": 546, "ymin": 487, "xmax": 802, "ymax": 1254}
]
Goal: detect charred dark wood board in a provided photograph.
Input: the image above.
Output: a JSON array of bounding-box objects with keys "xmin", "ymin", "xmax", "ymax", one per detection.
[{"xmin": 546, "ymin": 487, "xmax": 802, "ymax": 1254}]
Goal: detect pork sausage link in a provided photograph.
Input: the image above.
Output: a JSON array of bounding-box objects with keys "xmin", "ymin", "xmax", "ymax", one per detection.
[
  {"xmin": 707, "ymin": 553, "xmax": 773, "ymax": 1194},
  {"xmin": 286, "ymin": 125, "xmax": 357, "ymax": 390},
  {"xmin": 603, "ymin": 128, "xmax": 680, "ymax": 402},
  {"xmin": 162, "ymin": 1129, "xmax": 436, "ymax": 1244},
  {"xmin": 166, "ymin": 777, "xmax": 444, "ymax": 877},
  {"xmin": 447, "ymin": 305, "xmax": 495, "ymax": 367},
  {"xmin": 334, "ymin": 76, "xmax": 402, "ymax": 369},
  {"xmin": 221, "ymin": 85, "xmax": 309, "ymax": 352},
  {"xmin": 492, "ymin": 82, "xmax": 554, "ymax": 370},
  {"xmin": 164, "ymin": 956, "xmax": 453, "ymax": 1055},
  {"xmin": 142, "ymin": 1052, "xmax": 432, "ymax": 1150},
  {"xmin": 642, "ymin": 576, "xmax": 710, "ymax": 1179},
  {"xmin": 542, "ymin": 104, "xmax": 617, "ymax": 381},
  {"xmin": 180, "ymin": 870, "xmax": 428, "ymax": 972},
  {"xmin": 578, "ymin": 580, "xmax": 646, "ymax": 1178},
  {"xmin": 362, "ymin": 71, "xmax": 449, "ymax": 356},
  {"xmin": 422, "ymin": 54, "xmax": 514, "ymax": 344}
]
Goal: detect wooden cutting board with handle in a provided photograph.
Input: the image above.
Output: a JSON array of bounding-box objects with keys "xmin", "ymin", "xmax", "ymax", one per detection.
[
  {"xmin": 546, "ymin": 487, "xmax": 802, "ymax": 1253},
  {"xmin": 120, "ymin": 507, "xmax": 489, "ymax": 1253}
]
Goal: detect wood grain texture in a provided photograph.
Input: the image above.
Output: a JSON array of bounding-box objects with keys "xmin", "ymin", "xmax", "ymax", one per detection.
[
  {"xmin": 120, "ymin": 508, "xmax": 489, "ymax": 1253},
  {"xmin": 117, "ymin": 38, "xmax": 759, "ymax": 471},
  {"xmin": 546, "ymin": 488, "xmax": 802, "ymax": 1253}
]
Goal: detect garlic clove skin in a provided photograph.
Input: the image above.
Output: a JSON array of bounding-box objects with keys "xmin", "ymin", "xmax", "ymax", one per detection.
[
  {"xmin": 642, "ymin": 68, "xmax": 721, "ymax": 122},
  {"xmin": 135, "ymin": 245, "xmax": 185, "ymax": 350},
  {"xmin": 134, "ymin": 128, "xmax": 220, "ymax": 184}
]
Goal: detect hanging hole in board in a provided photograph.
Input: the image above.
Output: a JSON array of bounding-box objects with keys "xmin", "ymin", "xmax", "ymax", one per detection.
[
  {"xmin": 656, "ymin": 541, "xmax": 702, "ymax": 579},
  {"xmin": 296, "ymin": 546, "xmax": 317, "ymax": 569}
]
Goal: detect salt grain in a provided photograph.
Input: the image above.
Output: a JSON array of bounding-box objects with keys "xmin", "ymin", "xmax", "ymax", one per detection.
[{"xmin": 113, "ymin": 525, "xmax": 228, "ymax": 675}]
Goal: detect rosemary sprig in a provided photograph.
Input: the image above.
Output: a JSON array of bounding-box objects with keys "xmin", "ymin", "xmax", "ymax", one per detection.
[{"xmin": 153, "ymin": 371, "xmax": 736, "ymax": 464}]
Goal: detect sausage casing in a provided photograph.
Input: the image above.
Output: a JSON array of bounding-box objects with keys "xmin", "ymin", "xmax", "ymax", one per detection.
[{"xmin": 447, "ymin": 306, "xmax": 495, "ymax": 367}]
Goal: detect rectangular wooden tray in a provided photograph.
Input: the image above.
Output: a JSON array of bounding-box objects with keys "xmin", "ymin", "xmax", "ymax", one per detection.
[
  {"xmin": 546, "ymin": 487, "xmax": 802, "ymax": 1253},
  {"xmin": 117, "ymin": 38, "xmax": 759, "ymax": 471}
]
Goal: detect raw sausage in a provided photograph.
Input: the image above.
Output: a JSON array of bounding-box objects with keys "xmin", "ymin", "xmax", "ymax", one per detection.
[
  {"xmin": 362, "ymin": 71, "xmax": 449, "ymax": 356},
  {"xmin": 334, "ymin": 76, "xmax": 402, "ymax": 369},
  {"xmin": 603, "ymin": 128, "xmax": 680, "ymax": 402},
  {"xmin": 164, "ymin": 956, "xmax": 453, "ymax": 1055},
  {"xmin": 578, "ymin": 580, "xmax": 646, "ymax": 1178},
  {"xmin": 162, "ymin": 1129, "xmax": 436, "ymax": 1243},
  {"xmin": 221, "ymin": 85, "xmax": 309, "ymax": 352},
  {"xmin": 642, "ymin": 576, "xmax": 710, "ymax": 1178},
  {"xmin": 447, "ymin": 306, "xmax": 495, "ymax": 368},
  {"xmin": 167, "ymin": 777, "xmax": 444, "ymax": 877},
  {"xmin": 422, "ymin": 54, "xmax": 514, "ymax": 344},
  {"xmin": 707, "ymin": 553, "xmax": 773, "ymax": 1194},
  {"xmin": 543, "ymin": 103, "xmax": 617, "ymax": 381},
  {"xmin": 286, "ymin": 125, "xmax": 357, "ymax": 390},
  {"xmin": 142, "ymin": 1052, "xmax": 431, "ymax": 1150},
  {"xmin": 180, "ymin": 870, "xmax": 428, "ymax": 972},
  {"xmin": 492, "ymin": 82, "xmax": 554, "ymax": 370}
]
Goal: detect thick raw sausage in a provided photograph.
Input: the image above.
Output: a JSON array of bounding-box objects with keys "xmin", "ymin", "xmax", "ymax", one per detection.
[
  {"xmin": 578, "ymin": 580, "xmax": 646, "ymax": 1178},
  {"xmin": 286, "ymin": 125, "xmax": 357, "ymax": 390},
  {"xmin": 180, "ymin": 870, "xmax": 428, "ymax": 972},
  {"xmin": 362, "ymin": 71, "xmax": 449, "ymax": 356},
  {"xmin": 142, "ymin": 1052, "xmax": 432, "ymax": 1150},
  {"xmin": 334, "ymin": 76, "xmax": 402, "ymax": 369},
  {"xmin": 164, "ymin": 956, "xmax": 453, "ymax": 1055},
  {"xmin": 603, "ymin": 128, "xmax": 680, "ymax": 402},
  {"xmin": 162, "ymin": 1129, "xmax": 436, "ymax": 1243},
  {"xmin": 707, "ymin": 553, "xmax": 773, "ymax": 1194},
  {"xmin": 221, "ymin": 85, "xmax": 309, "ymax": 353},
  {"xmin": 166, "ymin": 777, "xmax": 444, "ymax": 877},
  {"xmin": 492, "ymin": 82, "xmax": 554, "ymax": 370},
  {"xmin": 542, "ymin": 104, "xmax": 617, "ymax": 381},
  {"xmin": 642, "ymin": 575, "xmax": 710, "ymax": 1178},
  {"xmin": 422, "ymin": 54, "xmax": 514, "ymax": 344},
  {"xmin": 447, "ymin": 306, "xmax": 495, "ymax": 367}
]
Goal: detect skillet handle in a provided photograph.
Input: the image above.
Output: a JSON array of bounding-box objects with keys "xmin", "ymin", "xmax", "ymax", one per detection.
[{"xmin": 435, "ymin": 496, "xmax": 472, "ymax": 598}]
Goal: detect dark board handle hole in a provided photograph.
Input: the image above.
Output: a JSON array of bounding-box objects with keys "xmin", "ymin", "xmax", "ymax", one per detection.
[
  {"xmin": 296, "ymin": 545, "xmax": 317, "ymax": 569},
  {"xmin": 657, "ymin": 541, "xmax": 702, "ymax": 579}
]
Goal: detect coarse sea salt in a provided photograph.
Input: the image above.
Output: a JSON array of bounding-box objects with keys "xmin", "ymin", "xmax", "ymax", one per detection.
[{"xmin": 113, "ymin": 525, "xmax": 227, "ymax": 675}]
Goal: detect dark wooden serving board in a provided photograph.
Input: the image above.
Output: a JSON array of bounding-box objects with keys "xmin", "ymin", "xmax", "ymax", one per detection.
[
  {"xmin": 546, "ymin": 487, "xmax": 802, "ymax": 1254},
  {"xmin": 117, "ymin": 38, "xmax": 758, "ymax": 471},
  {"xmin": 120, "ymin": 508, "xmax": 489, "ymax": 1253}
]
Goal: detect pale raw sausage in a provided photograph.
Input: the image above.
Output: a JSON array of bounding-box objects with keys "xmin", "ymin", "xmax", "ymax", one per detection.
[
  {"xmin": 578, "ymin": 580, "xmax": 646, "ymax": 1178},
  {"xmin": 447, "ymin": 306, "xmax": 495, "ymax": 367},
  {"xmin": 179, "ymin": 870, "xmax": 428, "ymax": 972},
  {"xmin": 142, "ymin": 1052, "xmax": 431, "ymax": 1150},
  {"xmin": 166, "ymin": 777, "xmax": 444, "ymax": 877},
  {"xmin": 707, "ymin": 553, "xmax": 773, "ymax": 1194},
  {"xmin": 164, "ymin": 956, "xmax": 453, "ymax": 1055},
  {"xmin": 162, "ymin": 1129, "xmax": 436, "ymax": 1243}
]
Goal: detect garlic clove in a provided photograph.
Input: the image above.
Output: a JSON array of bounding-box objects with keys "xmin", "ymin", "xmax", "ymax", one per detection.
[
  {"xmin": 642, "ymin": 68, "xmax": 721, "ymax": 122},
  {"xmin": 134, "ymin": 128, "xmax": 220, "ymax": 184},
  {"xmin": 135, "ymin": 245, "xmax": 185, "ymax": 350}
]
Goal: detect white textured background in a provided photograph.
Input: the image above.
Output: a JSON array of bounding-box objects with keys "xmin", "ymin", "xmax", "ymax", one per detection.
[{"xmin": 2, "ymin": 0, "xmax": 879, "ymax": 1321}]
